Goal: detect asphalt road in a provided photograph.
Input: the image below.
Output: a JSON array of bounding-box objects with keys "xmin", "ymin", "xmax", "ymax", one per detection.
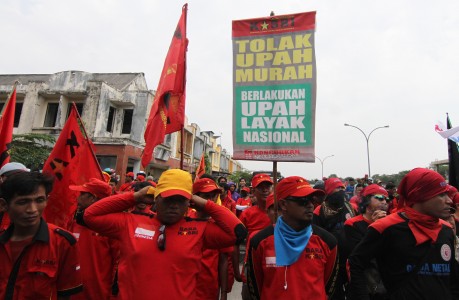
[{"xmin": 228, "ymin": 280, "xmax": 243, "ymax": 300}]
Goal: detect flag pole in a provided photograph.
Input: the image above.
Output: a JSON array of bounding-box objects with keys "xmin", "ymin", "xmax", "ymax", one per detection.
[
  {"xmin": 180, "ymin": 3, "xmax": 187, "ymax": 171},
  {"xmin": 0, "ymin": 81, "xmax": 18, "ymax": 117},
  {"xmin": 273, "ymin": 161, "xmax": 278, "ymax": 222},
  {"xmin": 180, "ymin": 126, "xmax": 184, "ymax": 170},
  {"xmin": 72, "ymin": 102, "xmax": 104, "ymax": 178}
]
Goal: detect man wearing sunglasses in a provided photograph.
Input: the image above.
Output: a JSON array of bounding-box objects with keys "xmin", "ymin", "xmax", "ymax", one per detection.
[
  {"xmin": 349, "ymin": 168, "xmax": 459, "ymax": 299},
  {"xmin": 83, "ymin": 169, "xmax": 247, "ymax": 300},
  {"xmin": 247, "ymin": 176, "xmax": 338, "ymax": 299},
  {"xmin": 344, "ymin": 184, "xmax": 389, "ymax": 253},
  {"xmin": 343, "ymin": 184, "xmax": 390, "ymax": 299}
]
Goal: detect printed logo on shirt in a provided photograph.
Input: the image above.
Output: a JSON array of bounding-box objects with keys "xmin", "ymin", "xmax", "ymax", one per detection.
[
  {"xmin": 406, "ymin": 263, "xmax": 450, "ymax": 275},
  {"xmin": 265, "ymin": 256, "xmax": 277, "ymax": 267},
  {"xmin": 134, "ymin": 227, "xmax": 155, "ymax": 240},
  {"xmin": 178, "ymin": 226, "xmax": 198, "ymax": 236},
  {"xmin": 34, "ymin": 258, "xmax": 57, "ymax": 267},
  {"xmin": 441, "ymin": 244, "xmax": 451, "ymax": 261},
  {"xmin": 305, "ymin": 247, "xmax": 324, "ymax": 259}
]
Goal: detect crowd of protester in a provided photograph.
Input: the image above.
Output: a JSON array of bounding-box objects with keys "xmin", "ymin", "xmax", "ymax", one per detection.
[{"xmin": 0, "ymin": 161, "xmax": 458, "ymax": 299}]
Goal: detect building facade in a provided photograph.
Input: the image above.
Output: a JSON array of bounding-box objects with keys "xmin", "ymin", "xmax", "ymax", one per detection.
[{"xmin": 0, "ymin": 71, "xmax": 243, "ymax": 183}]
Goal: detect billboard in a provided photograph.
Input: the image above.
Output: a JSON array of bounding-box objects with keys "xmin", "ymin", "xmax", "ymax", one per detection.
[{"xmin": 232, "ymin": 11, "xmax": 317, "ymax": 162}]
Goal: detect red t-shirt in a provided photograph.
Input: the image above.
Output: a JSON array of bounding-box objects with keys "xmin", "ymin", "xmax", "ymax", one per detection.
[
  {"xmin": 69, "ymin": 220, "xmax": 119, "ymax": 300},
  {"xmin": 0, "ymin": 220, "xmax": 82, "ymax": 300},
  {"xmin": 247, "ymin": 225, "xmax": 338, "ymax": 300},
  {"xmin": 119, "ymin": 182, "xmax": 133, "ymax": 192},
  {"xmin": 237, "ymin": 197, "xmax": 252, "ymax": 207},
  {"xmin": 239, "ymin": 206, "xmax": 271, "ymax": 233},
  {"xmin": 239, "ymin": 206, "xmax": 271, "ymax": 282},
  {"xmin": 84, "ymin": 192, "xmax": 245, "ymax": 300}
]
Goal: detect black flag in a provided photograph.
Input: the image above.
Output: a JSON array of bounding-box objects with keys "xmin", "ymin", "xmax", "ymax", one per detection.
[{"xmin": 447, "ymin": 114, "xmax": 459, "ymax": 189}]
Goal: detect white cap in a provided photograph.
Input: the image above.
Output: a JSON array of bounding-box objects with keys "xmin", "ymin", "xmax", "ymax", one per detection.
[{"xmin": 0, "ymin": 162, "xmax": 29, "ymax": 176}]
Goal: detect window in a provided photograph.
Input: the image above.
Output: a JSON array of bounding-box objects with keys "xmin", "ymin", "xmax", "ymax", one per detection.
[
  {"xmin": 67, "ymin": 103, "xmax": 84, "ymax": 119},
  {"xmin": 178, "ymin": 130, "xmax": 193, "ymax": 155},
  {"xmin": 44, "ymin": 103, "xmax": 59, "ymax": 127},
  {"xmin": 106, "ymin": 107, "xmax": 115, "ymax": 133},
  {"xmin": 96, "ymin": 155, "xmax": 117, "ymax": 170},
  {"xmin": 163, "ymin": 134, "xmax": 172, "ymax": 146},
  {"xmin": 0, "ymin": 102, "xmax": 23, "ymax": 128},
  {"xmin": 14, "ymin": 103, "xmax": 23, "ymax": 127},
  {"xmin": 122, "ymin": 109, "xmax": 133, "ymax": 134}
]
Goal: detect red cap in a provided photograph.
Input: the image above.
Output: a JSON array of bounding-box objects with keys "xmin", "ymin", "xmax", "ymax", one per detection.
[
  {"xmin": 324, "ymin": 178, "xmax": 345, "ymax": 195},
  {"xmin": 69, "ymin": 178, "xmax": 112, "ymax": 199},
  {"xmin": 193, "ymin": 178, "xmax": 220, "ymax": 194},
  {"xmin": 126, "ymin": 172, "xmax": 134, "ymax": 177},
  {"xmin": 266, "ymin": 193, "xmax": 274, "ymax": 208},
  {"xmin": 147, "ymin": 180, "xmax": 157, "ymax": 187},
  {"xmin": 137, "ymin": 174, "xmax": 145, "ymax": 182},
  {"xmin": 251, "ymin": 173, "xmax": 273, "ymax": 188},
  {"xmin": 362, "ymin": 184, "xmax": 389, "ymax": 197},
  {"xmin": 276, "ymin": 176, "xmax": 325, "ymax": 200},
  {"xmin": 242, "ymin": 187, "xmax": 251, "ymax": 193}
]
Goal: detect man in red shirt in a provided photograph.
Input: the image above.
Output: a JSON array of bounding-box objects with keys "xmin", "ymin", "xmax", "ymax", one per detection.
[
  {"xmin": 191, "ymin": 178, "xmax": 234, "ymax": 300},
  {"xmin": 235, "ymin": 173, "xmax": 273, "ymax": 299},
  {"xmin": 130, "ymin": 181, "xmax": 155, "ymax": 216},
  {"xmin": 83, "ymin": 169, "xmax": 247, "ymax": 300},
  {"xmin": 236, "ymin": 187, "xmax": 252, "ymax": 217},
  {"xmin": 69, "ymin": 178, "xmax": 119, "ymax": 300},
  {"xmin": 247, "ymin": 176, "xmax": 338, "ymax": 299},
  {"xmin": 119, "ymin": 172, "xmax": 134, "ymax": 192},
  {"xmin": 0, "ymin": 171, "xmax": 82, "ymax": 300}
]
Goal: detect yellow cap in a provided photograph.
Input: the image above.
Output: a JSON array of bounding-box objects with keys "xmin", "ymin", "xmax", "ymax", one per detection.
[{"xmin": 154, "ymin": 169, "xmax": 192, "ymax": 199}]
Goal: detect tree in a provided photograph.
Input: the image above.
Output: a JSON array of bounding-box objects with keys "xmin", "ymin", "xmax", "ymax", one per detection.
[
  {"xmin": 372, "ymin": 170, "xmax": 410, "ymax": 186},
  {"xmin": 204, "ymin": 153, "xmax": 212, "ymax": 175},
  {"xmin": 9, "ymin": 133, "xmax": 55, "ymax": 170},
  {"xmin": 228, "ymin": 169, "xmax": 252, "ymax": 184}
]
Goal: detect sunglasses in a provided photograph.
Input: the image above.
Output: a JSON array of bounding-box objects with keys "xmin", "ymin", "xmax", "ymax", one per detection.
[
  {"xmin": 373, "ymin": 195, "xmax": 388, "ymax": 201},
  {"xmin": 285, "ymin": 196, "xmax": 314, "ymax": 207},
  {"xmin": 157, "ymin": 224, "xmax": 166, "ymax": 251}
]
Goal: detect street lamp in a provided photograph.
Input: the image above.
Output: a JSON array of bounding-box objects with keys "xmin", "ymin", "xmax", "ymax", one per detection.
[
  {"xmin": 315, "ymin": 155, "xmax": 334, "ymax": 178},
  {"xmin": 344, "ymin": 123, "xmax": 389, "ymax": 177}
]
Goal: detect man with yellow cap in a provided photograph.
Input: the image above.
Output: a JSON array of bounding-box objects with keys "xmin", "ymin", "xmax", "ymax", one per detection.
[{"xmin": 83, "ymin": 169, "xmax": 247, "ymax": 300}]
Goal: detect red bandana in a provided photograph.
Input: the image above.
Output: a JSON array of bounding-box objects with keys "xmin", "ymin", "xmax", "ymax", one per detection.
[
  {"xmin": 403, "ymin": 206, "xmax": 443, "ymax": 245},
  {"xmin": 397, "ymin": 168, "xmax": 448, "ymax": 208}
]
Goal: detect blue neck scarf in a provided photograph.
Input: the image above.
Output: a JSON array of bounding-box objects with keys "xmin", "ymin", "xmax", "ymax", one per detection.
[{"xmin": 274, "ymin": 216, "xmax": 312, "ymax": 266}]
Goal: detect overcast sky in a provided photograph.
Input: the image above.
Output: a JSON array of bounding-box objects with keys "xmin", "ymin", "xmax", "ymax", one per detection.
[{"xmin": 2, "ymin": 0, "xmax": 458, "ymax": 180}]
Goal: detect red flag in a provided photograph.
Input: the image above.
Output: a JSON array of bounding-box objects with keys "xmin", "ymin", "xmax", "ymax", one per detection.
[
  {"xmin": 42, "ymin": 106, "xmax": 104, "ymax": 228},
  {"xmin": 142, "ymin": 4, "xmax": 188, "ymax": 167},
  {"xmin": 0, "ymin": 88, "xmax": 16, "ymax": 168},
  {"xmin": 194, "ymin": 153, "xmax": 206, "ymax": 182}
]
